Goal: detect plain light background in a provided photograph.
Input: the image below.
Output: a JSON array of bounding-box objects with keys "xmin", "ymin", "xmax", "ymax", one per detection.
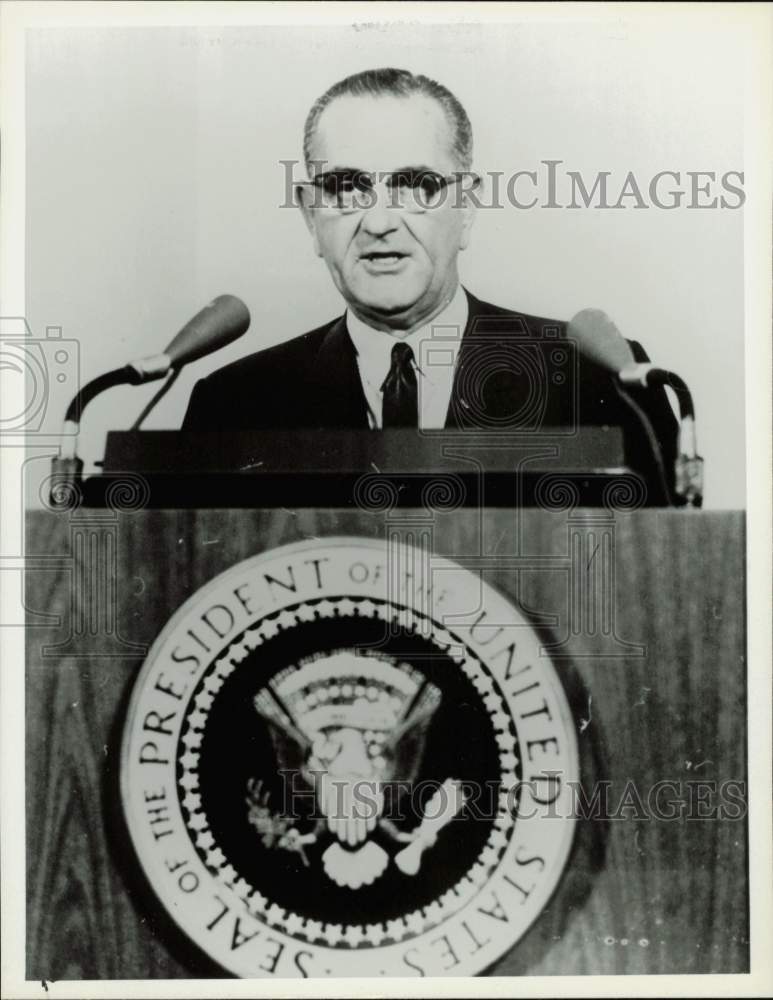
[{"xmin": 25, "ymin": 20, "xmax": 746, "ymax": 506}]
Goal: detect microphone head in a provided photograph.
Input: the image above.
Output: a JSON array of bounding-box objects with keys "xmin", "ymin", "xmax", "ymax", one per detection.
[
  {"xmin": 164, "ymin": 294, "xmax": 250, "ymax": 368},
  {"xmin": 567, "ymin": 308, "xmax": 635, "ymax": 374}
]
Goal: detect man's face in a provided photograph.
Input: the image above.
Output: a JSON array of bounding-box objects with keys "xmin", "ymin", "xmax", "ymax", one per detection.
[{"xmin": 300, "ymin": 94, "xmax": 476, "ymax": 332}]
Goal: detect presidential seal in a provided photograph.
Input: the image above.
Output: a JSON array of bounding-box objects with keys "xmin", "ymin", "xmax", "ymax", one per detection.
[{"xmin": 121, "ymin": 537, "xmax": 578, "ymax": 977}]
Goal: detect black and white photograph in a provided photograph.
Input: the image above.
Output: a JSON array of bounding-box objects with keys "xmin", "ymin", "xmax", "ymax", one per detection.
[{"xmin": 0, "ymin": 2, "xmax": 770, "ymax": 996}]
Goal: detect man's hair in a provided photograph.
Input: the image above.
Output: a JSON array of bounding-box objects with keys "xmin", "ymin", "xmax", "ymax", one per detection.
[{"xmin": 303, "ymin": 67, "xmax": 473, "ymax": 172}]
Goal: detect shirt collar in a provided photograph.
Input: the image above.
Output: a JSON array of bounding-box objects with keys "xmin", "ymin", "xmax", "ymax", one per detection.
[{"xmin": 346, "ymin": 285, "xmax": 469, "ymax": 385}]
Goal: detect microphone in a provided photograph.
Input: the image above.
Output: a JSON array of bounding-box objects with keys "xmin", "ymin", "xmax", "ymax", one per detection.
[
  {"xmin": 51, "ymin": 295, "xmax": 250, "ymax": 505},
  {"xmin": 567, "ymin": 308, "xmax": 639, "ymax": 374},
  {"xmin": 567, "ymin": 308, "xmax": 703, "ymax": 507},
  {"xmin": 126, "ymin": 294, "xmax": 250, "ymax": 384}
]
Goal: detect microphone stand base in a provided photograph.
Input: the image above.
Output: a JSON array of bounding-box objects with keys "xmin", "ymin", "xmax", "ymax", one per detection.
[
  {"xmin": 675, "ymin": 454, "xmax": 704, "ymax": 508},
  {"xmin": 49, "ymin": 456, "xmax": 84, "ymax": 510}
]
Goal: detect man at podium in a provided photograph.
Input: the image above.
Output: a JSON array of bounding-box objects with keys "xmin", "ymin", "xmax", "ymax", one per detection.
[{"xmin": 182, "ymin": 68, "xmax": 677, "ymax": 496}]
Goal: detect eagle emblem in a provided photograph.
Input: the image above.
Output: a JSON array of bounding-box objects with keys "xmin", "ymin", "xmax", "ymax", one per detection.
[{"xmin": 249, "ymin": 651, "xmax": 466, "ymax": 889}]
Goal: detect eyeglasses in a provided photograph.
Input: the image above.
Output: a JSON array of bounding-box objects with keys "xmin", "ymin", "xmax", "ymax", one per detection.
[{"xmin": 300, "ymin": 169, "xmax": 479, "ymax": 213}]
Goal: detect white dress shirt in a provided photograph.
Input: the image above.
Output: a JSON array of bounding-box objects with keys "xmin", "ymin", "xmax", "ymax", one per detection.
[{"xmin": 346, "ymin": 285, "xmax": 469, "ymax": 429}]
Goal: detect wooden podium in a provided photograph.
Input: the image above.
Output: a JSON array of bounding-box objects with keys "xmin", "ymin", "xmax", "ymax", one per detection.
[{"xmin": 25, "ymin": 433, "xmax": 747, "ymax": 978}]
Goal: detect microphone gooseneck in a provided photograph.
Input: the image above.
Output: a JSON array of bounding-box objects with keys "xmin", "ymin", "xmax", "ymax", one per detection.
[
  {"xmin": 567, "ymin": 308, "xmax": 703, "ymax": 508},
  {"xmin": 51, "ymin": 295, "xmax": 251, "ymax": 505}
]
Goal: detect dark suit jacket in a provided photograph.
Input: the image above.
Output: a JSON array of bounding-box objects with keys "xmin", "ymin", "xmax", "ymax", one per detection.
[{"xmin": 183, "ymin": 290, "xmax": 678, "ymax": 499}]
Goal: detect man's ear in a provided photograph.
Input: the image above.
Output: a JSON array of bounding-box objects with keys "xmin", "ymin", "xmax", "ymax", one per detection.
[
  {"xmin": 297, "ymin": 184, "xmax": 323, "ymax": 257},
  {"xmin": 458, "ymin": 174, "xmax": 481, "ymax": 252}
]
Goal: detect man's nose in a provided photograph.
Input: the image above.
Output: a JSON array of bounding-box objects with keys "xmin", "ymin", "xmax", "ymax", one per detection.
[{"xmin": 360, "ymin": 180, "xmax": 400, "ymax": 236}]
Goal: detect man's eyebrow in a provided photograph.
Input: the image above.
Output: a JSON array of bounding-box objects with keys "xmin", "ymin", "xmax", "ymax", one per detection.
[
  {"xmin": 317, "ymin": 165, "xmax": 443, "ymax": 176},
  {"xmin": 386, "ymin": 165, "xmax": 441, "ymax": 175}
]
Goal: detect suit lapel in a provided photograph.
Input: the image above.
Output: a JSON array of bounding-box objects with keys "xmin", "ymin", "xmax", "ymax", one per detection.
[
  {"xmin": 446, "ymin": 290, "xmax": 565, "ymax": 429},
  {"xmin": 445, "ymin": 290, "xmax": 493, "ymax": 429},
  {"xmin": 308, "ymin": 315, "xmax": 370, "ymax": 428}
]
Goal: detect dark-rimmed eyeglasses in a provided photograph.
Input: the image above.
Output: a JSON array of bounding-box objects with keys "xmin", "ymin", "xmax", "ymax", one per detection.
[{"xmin": 299, "ymin": 169, "xmax": 480, "ymax": 212}]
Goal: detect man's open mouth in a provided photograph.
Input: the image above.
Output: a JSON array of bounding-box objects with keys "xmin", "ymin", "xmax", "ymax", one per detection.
[{"xmin": 360, "ymin": 252, "xmax": 408, "ymax": 263}]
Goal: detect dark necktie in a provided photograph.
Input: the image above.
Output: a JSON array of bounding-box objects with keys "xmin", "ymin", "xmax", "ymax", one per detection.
[{"xmin": 381, "ymin": 342, "xmax": 418, "ymax": 428}]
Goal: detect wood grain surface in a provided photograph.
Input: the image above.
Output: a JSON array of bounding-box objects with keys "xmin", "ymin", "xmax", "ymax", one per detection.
[{"xmin": 25, "ymin": 508, "xmax": 748, "ymax": 979}]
